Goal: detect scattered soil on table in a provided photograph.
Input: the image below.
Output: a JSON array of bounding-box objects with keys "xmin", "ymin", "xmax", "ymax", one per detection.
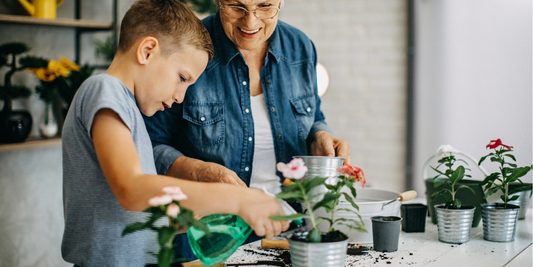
[{"xmin": 243, "ymin": 248, "xmax": 291, "ymax": 266}]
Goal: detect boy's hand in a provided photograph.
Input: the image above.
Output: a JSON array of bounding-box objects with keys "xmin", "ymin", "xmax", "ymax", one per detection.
[
  {"xmin": 236, "ymin": 188, "xmax": 290, "ymax": 239},
  {"xmin": 167, "ymin": 157, "xmax": 246, "ymax": 187}
]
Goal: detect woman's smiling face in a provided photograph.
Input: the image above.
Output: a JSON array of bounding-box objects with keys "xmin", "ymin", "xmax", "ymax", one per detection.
[{"xmin": 219, "ymin": 0, "xmax": 281, "ymax": 53}]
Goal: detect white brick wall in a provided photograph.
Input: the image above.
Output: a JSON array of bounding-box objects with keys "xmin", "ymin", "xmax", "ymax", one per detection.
[{"xmin": 280, "ymin": 0, "xmax": 408, "ymax": 191}]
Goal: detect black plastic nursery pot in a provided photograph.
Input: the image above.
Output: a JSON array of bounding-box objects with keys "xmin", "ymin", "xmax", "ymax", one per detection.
[
  {"xmin": 401, "ymin": 204, "xmax": 427, "ymax": 233},
  {"xmin": 371, "ymin": 216, "xmax": 402, "ymax": 252},
  {"xmin": 425, "ymin": 178, "xmax": 485, "ymax": 227}
]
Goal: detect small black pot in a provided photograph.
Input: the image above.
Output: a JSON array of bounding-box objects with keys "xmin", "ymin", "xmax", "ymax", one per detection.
[
  {"xmin": 0, "ymin": 110, "xmax": 33, "ymax": 143},
  {"xmin": 371, "ymin": 216, "xmax": 402, "ymax": 252},
  {"xmin": 401, "ymin": 204, "xmax": 428, "ymax": 233}
]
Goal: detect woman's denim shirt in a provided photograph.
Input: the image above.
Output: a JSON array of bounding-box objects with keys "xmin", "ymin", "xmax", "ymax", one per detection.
[{"xmin": 144, "ymin": 12, "xmax": 332, "ymax": 186}]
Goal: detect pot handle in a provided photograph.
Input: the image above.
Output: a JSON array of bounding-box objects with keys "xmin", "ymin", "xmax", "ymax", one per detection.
[{"xmin": 422, "ymin": 145, "xmax": 490, "ymax": 179}]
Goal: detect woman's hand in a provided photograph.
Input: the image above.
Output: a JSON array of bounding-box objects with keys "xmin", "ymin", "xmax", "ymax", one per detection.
[
  {"xmin": 167, "ymin": 156, "xmax": 247, "ymax": 187},
  {"xmin": 236, "ymin": 188, "xmax": 290, "ymax": 239},
  {"xmin": 310, "ymin": 130, "xmax": 351, "ymax": 164}
]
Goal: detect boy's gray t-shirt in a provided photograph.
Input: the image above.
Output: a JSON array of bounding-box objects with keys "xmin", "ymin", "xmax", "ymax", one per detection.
[{"xmin": 62, "ymin": 74, "xmax": 158, "ymax": 266}]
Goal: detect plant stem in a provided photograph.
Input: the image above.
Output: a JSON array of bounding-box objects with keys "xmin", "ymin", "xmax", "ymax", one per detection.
[{"xmin": 298, "ymin": 182, "xmax": 317, "ymax": 229}]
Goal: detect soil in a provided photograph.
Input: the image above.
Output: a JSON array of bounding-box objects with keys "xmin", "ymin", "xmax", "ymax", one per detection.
[{"xmin": 288, "ymin": 230, "xmax": 348, "ymax": 242}]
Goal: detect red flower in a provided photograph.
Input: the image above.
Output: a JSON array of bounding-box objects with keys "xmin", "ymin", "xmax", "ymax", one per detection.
[
  {"xmin": 486, "ymin": 139, "xmax": 513, "ymax": 150},
  {"xmin": 338, "ymin": 163, "xmax": 366, "ymax": 188}
]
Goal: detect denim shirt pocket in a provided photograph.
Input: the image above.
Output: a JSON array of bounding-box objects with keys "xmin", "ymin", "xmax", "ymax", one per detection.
[
  {"xmin": 182, "ymin": 102, "xmax": 225, "ymax": 148},
  {"xmin": 289, "ymin": 94, "xmax": 316, "ymax": 139}
]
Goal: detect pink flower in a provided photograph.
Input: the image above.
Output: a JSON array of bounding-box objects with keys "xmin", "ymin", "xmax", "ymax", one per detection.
[
  {"xmin": 486, "ymin": 139, "xmax": 513, "ymax": 150},
  {"xmin": 148, "ymin": 194, "xmax": 173, "ymax": 207},
  {"xmin": 277, "ymin": 158, "xmax": 308, "ymax": 179},
  {"xmin": 166, "ymin": 203, "xmax": 180, "ymax": 217},
  {"xmin": 163, "ymin": 186, "xmax": 188, "ymax": 201},
  {"xmin": 338, "ymin": 163, "xmax": 366, "ymax": 188}
]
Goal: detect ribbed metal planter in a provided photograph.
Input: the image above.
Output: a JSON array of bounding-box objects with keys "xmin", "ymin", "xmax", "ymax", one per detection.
[
  {"xmin": 481, "ymin": 203, "xmax": 520, "ymax": 242},
  {"xmin": 288, "ymin": 238, "xmax": 348, "ymax": 267},
  {"xmin": 294, "ymin": 156, "xmax": 344, "ymax": 201},
  {"xmin": 435, "ymin": 204, "xmax": 475, "ymax": 244},
  {"xmin": 507, "ymin": 190, "xmax": 532, "ymax": 220}
]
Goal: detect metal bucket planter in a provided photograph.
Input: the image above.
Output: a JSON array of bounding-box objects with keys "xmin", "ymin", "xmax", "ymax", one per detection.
[
  {"xmin": 294, "ymin": 156, "xmax": 344, "ymax": 202},
  {"xmin": 288, "ymin": 238, "xmax": 348, "ymax": 267},
  {"xmin": 435, "ymin": 204, "xmax": 475, "ymax": 244},
  {"xmin": 506, "ymin": 183, "xmax": 532, "ymax": 220},
  {"xmin": 481, "ymin": 203, "xmax": 520, "ymax": 242}
]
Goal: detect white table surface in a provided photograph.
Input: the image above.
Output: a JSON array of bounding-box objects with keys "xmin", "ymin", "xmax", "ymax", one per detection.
[{"xmin": 225, "ymin": 205, "xmax": 532, "ymax": 267}]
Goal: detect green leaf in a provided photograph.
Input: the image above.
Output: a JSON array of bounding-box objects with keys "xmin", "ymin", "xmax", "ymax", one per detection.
[
  {"xmin": 434, "ymin": 178, "xmax": 449, "ymax": 188},
  {"xmin": 122, "ymin": 222, "xmax": 147, "ymax": 236},
  {"xmin": 456, "ymin": 185, "xmax": 476, "ymax": 195},
  {"xmin": 478, "ymin": 154, "xmax": 493, "ymax": 165},
  {"xmin": 450, "ymin": 166, "xmax": 465, "ymax": 185},
  {"xmin": 312, "ymin": 192, "xmax": 339, "ymax": 211},
  {"xmin": 509, "ymin": 185, "xmax": 533, "ymax": 195},
  {"xmin": 157, "ymin": 246, "xmax": 174, "ymax": 267},
  {"xmin": 269, "ymin": 213, "xmax": 309, "ymax": 221},
  {"xmin": 430, "ymin": 188, "xmax": 450, "ymax": 201},
  {"xmin": 503, "ymin": 154, "xmax": 516, "ymax": 161},
  {"xmin": 341, "ymin": 192, "xmax": 359, "ymax": 211},
  {"xmin": 507, "ymin": 166, "xmax": 532, "ymax": 183},
  {"xmin": 275, "ymin": 191, "xmax": 304, "ymax": 201},
  {"xmin": 307, "ymin": 228, "xmax": 322, "ymax": 243},
  {"xmin": 158, "ymin": 227, "xmax": 176, "ymax": 247},
  {"xmin": 507, "ymin": 195, "xmax": 520, "ymax": 202},
  {"xmin": 303, "ymin": 177, "xmax": 328, "ymax": 192}
]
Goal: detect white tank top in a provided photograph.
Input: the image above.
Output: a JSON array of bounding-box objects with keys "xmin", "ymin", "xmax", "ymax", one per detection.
[{"xmin": 249, "ymin": 94, "xmax": 281, "ymax": 194}]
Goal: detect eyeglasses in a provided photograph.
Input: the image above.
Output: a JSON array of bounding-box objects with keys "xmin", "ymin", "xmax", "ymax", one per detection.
[{"xmin": 219, "ymin": 2, "xmax": 281, "ymax": 20}]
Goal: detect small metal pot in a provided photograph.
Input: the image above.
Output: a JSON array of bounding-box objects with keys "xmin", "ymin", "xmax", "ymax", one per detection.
[
  {"xmin": 481, "ymin": 203, "xmax": 520, "ymax": 242},
  {"xmin": 288, "ymin": 238, "xmax": 348, "ymax": 267},
  {"xmin": 435, "ymin": 204, "xmax": 475, "ymax": 244},
  {"xmin": 293, "ymin": 156, "xmax": 344, "ymax": 201}
]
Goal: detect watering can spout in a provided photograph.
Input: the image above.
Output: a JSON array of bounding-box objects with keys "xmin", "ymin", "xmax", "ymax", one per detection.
[{"xmin": 17, "ymin": 0, "xmax": 35, "ymax": 16}]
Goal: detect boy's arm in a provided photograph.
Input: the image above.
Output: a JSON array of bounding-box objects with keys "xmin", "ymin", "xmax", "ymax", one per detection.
[{"xmin": 91, "ymin": 108, "xmax": 288, "ymax": 238}]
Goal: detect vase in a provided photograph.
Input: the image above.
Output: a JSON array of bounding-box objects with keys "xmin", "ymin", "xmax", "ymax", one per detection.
[
  {"xmin": 481, "ymin": 203, "xmax": 520, "ymax": 242},
  {"xmin": 0, "ymin": 110, "xmax": 33, "ymax": 143},
  {"xmin": 39, "ymin": 102, "xmax": 58, "ymax": 138},
  {"xmin": 435, "ymin": 204, "xmax": 475, "ymax": 244},
  {"xmin": 401, "ymin": 204, "xmax": 427, "ymax": 232},
  {"xmin": 371, "ymin": 216, "xmax": 402, "ymax": 252},
  {"xmin": 288, "ymin": 231, "xmax": 348, "ymax": 267}
]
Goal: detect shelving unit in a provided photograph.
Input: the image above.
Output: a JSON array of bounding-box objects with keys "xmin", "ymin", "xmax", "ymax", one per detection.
[{"xmin": 0, "ymin": 0, "xmax": 117, "ymax": 151}]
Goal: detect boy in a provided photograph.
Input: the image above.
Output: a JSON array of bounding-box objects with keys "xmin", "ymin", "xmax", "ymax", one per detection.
[{"xmin": 61, "ymin": 0, "xmax": 289, "ymax": 266}]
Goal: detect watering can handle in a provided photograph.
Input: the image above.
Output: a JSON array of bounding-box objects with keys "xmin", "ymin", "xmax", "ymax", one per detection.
[{"xmin": 422, "ymin": 148, "xmax": 490, "ymax": 179}]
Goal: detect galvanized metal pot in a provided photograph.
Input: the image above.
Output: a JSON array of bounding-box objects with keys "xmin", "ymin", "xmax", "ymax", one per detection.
[
  {"xmin": 435, "ymin": 204, "xmax": 475, "ymax": 244},
  {"xmin": 481, "ymin": 203, "xmax": 520, "ymax": 242},
  {"xmin": 294, "ymin": 156, "xmax": 344, "ymax": 201},
  {"xmin": 288, "ymin": 238, "xmax": 348, "ymax": 267}
]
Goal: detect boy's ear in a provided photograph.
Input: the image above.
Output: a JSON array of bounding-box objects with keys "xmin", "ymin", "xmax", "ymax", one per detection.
[{"xmin": 136, "ymin": 37, "xmax": 159, "ymax": 65}]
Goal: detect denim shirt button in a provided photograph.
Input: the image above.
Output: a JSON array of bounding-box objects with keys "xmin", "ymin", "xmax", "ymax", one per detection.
[
  {"xmin": 245, "ymin": 109, "xmax": 250, "ymax": 113},
  {"xmin": 266, "ymin": 80, "xmax": 271, "ymax": 84},
  {"xmin": 306, "ymin": 107, "xmax": 311, "ymax": 112},
  {"xmin": 200, "ymin": 116, "xmax": 206, "ymax": 122},
  {"xmin": 248, "ymin": 137, "xmax": 252, "ymax": 141},
  {"xmin": 242, "ymin": 81, "xmax": 247, "ymax": 86},
  {"xmin": 245, "ymin": 167, "xmax": 250, "ymax": 171},
  {"xmin": 270, "ymin": 107, "xmax": 275, "ymax": 112}
]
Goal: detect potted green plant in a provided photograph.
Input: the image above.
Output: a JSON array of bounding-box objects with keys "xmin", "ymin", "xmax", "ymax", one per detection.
[
  {"xmin": 122, "ymin": 186, "xmax": 208, "ymax": 267},
  {"xmin": 478, "ymin": 139, "xmax": 532, "ymax": 242},
  {"xmin": 271, "ymin": 158, "xmax": 366, "ymax": 267},
  {"xmin": 430, "ymin": 147, "xmax": 477, "ymax": 244},
  {"xmin": 0, "ymin": 42, "xmax": 46, "ymax": 143}
]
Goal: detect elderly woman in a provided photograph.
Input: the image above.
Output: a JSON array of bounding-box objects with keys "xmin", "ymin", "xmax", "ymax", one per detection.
[{"xmin": 144, "ymin": 0, "xmax": 350, "ymax": 260}]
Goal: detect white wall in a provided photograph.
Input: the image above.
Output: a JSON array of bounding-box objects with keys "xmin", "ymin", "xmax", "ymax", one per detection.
[{"xmin": 413, "ymin": 0, "xmax": 532, "ymax": 195}]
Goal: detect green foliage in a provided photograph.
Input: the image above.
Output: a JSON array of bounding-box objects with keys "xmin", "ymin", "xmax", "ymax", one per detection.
[
  {"xmin": 0, "ymin": 85, "xmax": 31, "ymax": 100},
  {"xmin": 94, "ymin": 35, "xmax": 115, "ymax": 62},
  {"xmin": 19, "ymin": 55, "xmax": 48, "ymax": 69},
  {"xmin": 479, "ymin": 146, "xmax": 532, "ymax": 207},
  {"xmin": 123, "ymin": 201, "xmax": 207, "ymax": 267},
  {"xmin": 430, "ymin": 153, "xmax": 474, "ymax": 209},
  {"xmin": 0, "ymin": 42, "xmax": 30, "ymax": 57},
  {"xmin": 271, "ymin": 175, "xmax": 366, "ymax": 243}
]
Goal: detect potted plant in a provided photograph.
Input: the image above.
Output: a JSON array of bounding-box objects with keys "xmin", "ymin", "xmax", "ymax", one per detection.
[
  {"xmin": 478, "ymin": 139, "xmax": 532, "ymax": 242},
  {"xmin": 123, "ymin": 186, "xmax": 208, "ymax": 267},
  {"xmin": 0, "ymin": 42, "xmax": 46, "ymax": 143},
  {"xmin": 27, "ymin": 56, "xmax": 81, "ymax": 138},
  {"xmin": 430, "ymin": 147, "xmax": 477, "ymax": 244},
  {"xmin": 271, "ymin": 158, "xmax": 366, "ymax": 267}
]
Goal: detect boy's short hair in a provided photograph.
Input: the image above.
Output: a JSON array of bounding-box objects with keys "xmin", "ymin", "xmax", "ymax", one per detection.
[{"xmin": 118, "ymin": 0, "xmax": 214, "ymax": 60}]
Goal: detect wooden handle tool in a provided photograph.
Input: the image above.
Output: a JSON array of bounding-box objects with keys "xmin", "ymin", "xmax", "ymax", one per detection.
[
  {"xmin": 398, "ymin": 190, "xmax": 417, "ymax": 202},
  {"xmin": 261, "ymin": 239, "xmax": 290, "ymax": 250},
  {"xmin": 181, "ymin": 261, "xmax": 225, "ymax": 267}
]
